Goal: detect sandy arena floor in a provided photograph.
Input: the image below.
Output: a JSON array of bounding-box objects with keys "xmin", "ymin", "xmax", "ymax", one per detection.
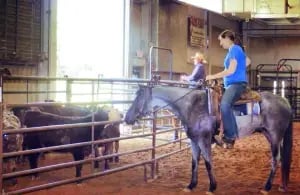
[{"xmin": 4, "ymin": 123, "xmax": 300, "ymax": 195}]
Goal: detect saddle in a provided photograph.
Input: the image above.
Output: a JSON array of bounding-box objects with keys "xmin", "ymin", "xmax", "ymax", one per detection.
[
  {"xmin": 210, "ymin": 85, "xmax": 261, "ymax": 106},
  {"xmin": 235, "ymin": 87, "xmax": 261, "ymax": 105},
  {"xmin": 209, "ymin": 85, "xmax": 262, "ymax": 134}
]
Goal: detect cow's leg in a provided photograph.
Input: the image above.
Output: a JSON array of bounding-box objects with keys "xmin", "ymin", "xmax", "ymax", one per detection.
[
  {"xmin": 28, "ymin": 153, "xmax": 40, "ymax": 179},
  {"xmin": 114, "ymin": 141, "xmax": 119, "ymax": 163},
  {"xmin": 4, "ymin": 159, "xmax": 17, "ymax": 185},
  {"xmin": 72, "ymin": 148, "xmax": 85, "ymax": 178},
  {"xmin": 94, "ymin": 145, "xmax": 100, "ymax": 169},
  {"xmin": 102, "ymin": 143, "xmax": 110, "ymax": 170},
  {"xmin": 107, "ymin": 142, "xmax": 114, "ymax": 162}
]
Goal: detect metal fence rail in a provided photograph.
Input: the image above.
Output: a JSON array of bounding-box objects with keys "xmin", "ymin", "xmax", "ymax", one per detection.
[{"xmin": 0, "ymin": 75, "xmax": 189, "ymax": 194}]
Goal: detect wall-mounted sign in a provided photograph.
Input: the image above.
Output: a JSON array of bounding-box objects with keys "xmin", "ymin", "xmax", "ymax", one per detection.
[{"xmin": 188, "ymin": 16, "xmax": 205, "ymax": 48}]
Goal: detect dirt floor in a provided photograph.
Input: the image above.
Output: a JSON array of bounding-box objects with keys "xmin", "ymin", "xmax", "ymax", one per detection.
[{"xmin": 4, "ymin": 123, "xmax": 300, "ymax": 195}]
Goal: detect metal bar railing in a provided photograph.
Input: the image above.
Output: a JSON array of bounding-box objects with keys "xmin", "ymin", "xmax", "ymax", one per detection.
[{"xmin": 1, "ymin": 76, "xmax": 192, "ymax": 194}]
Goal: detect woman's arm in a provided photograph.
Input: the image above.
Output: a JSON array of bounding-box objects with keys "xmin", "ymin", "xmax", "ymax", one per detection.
[
  {"xmin": 206, "ymin": 59, "xmax": 237, "ymax": 80},
  {"xmin": 185, "ymin": 65, "xmax": 200, "ymax": 81},
  {"xmin": 246, "ymin": 56, "xmax": 251, "ymax": 67}
]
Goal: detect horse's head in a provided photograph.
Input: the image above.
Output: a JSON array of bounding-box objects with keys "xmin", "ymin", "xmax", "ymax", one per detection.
[{"xmin": 125, "ymin": 85, "xmax": 152, "ymax": 124}]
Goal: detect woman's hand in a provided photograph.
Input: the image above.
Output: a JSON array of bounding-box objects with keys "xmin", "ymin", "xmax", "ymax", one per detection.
[{"xmin": 206, "ymin": 75, "xmax": 215, "ymax": 80}]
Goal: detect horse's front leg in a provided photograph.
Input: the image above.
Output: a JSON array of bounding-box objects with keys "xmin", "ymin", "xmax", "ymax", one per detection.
[
  {"xmin": 184, "ymin": 138, "xmax": 201, "ymax": 192},
  {"xmin": 199, "ymin": 135, "xmax": 217, "ymax": 194}
]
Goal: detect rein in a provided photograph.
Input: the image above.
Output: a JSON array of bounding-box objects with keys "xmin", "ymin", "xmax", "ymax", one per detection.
[
  {"xmin": 146, "ymin": 80, "xmax": 218, "ymax": 114},
  {"xmin": 151, "ymin": 87, "xmax": 200, "ymax": 113}
]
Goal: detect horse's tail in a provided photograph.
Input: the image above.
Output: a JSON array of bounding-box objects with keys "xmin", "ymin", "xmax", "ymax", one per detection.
[{"xmin": 281, "ymin": 117, "xmax": 293, "ymax": 191}]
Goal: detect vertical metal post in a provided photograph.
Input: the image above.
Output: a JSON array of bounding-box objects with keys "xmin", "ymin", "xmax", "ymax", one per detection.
[
  {"xmin": 179, "ymin": 124, "xmax": 182, "ymax": 149},
  {"xmin": 91, "ymin": 81, "xmax": 95, "ymax": 102},
  {"xmin": 66, "ymin": 78, "xmax": 71, "ymax": 103},
  {"xmin": 110, "ymin": 82, "xmax": 113, "ymax": 106},
  {"xmin": 46, "ymin": 79, "xmax": 50, "ymax": 100},
  {"xmin": 0, "ymin": 74, "xmax": 3, "ymax": 192},
  {"xmin": 91, "ymin": 112, "xmax": 95, "ymax": 173},
  {"xmin": 151, "ymin": 111, "xmax": 157, "ymax": 179},
  {"xmin": 14, "ymin": 0, "xmax": 19, "ymax": 55},
  {"xmin": 26, "ymin": 79, "xmax": 29, "ymax": 103},
  {"xmin": 97, "ymin": 74, "xmax": 102, "ymax": 101},
  {"xmin": 3, "ymin": 0, "xmax": 8, "ymax": 59},
  {"xmin": 149, "ymin": 46, "xmax": 173, "ymax": 80}
]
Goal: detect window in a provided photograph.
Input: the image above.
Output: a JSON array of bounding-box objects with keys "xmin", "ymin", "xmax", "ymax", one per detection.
[{"xmin": 56, "ymin": 0, "xmax": 128, "ymax": 102}]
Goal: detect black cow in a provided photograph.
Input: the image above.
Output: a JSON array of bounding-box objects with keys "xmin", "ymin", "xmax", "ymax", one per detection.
[
  {"xmin": 23, "ymin": 109, "xmax": 108, "ymax": 178},
  {"xmin": 11, "ymin": 105, "xmax": 91, "ymax": 127}
]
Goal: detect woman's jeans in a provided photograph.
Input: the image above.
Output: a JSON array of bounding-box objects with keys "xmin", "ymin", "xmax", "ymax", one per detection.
[{"xmin": 220, "ymin": 83, "xmax": 247, "ymax": 140}]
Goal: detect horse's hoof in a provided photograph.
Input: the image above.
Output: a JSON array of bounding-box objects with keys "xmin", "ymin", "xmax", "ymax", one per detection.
[
  {"xmin": 211, "ymin": 143, "xmax": 216, "ymax": 149},
  {"xmin": 182, "ymin": 188, "xmax": 191, "ymax": 192},
  {"xmin": 205, "ymin": 191, "xmax": 214, "ymax": 195},
  {"xmin": 260, "ymin": 190, "xmax": 269, "ymax": 195},
  {"xmin": 278, "ymin": 186, "xmax": 287, "ymax": 192}
]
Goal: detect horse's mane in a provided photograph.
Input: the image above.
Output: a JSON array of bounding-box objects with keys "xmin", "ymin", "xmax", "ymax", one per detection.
[{"xmin": 152, "ymin": 86, "xmax": 208, "ymax": 126}]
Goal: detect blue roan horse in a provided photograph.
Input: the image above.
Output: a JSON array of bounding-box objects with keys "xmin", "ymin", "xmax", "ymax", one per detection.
[{"xmin": 124, "ymin": 85, "xmax": 293, "ymax": 194}]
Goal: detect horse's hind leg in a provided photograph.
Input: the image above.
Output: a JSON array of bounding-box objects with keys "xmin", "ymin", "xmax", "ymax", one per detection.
[
  {"xmin": 263, "ymin": 139, "xmax": 280, "ymax": 193},
  {"xmin": 185, "ymin": 139, "xmax": 200, "ymax": 191}
]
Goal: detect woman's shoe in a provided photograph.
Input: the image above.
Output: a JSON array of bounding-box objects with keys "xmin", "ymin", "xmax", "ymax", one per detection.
[{"xmin": 213, "ymin": 135, "xmax": 235, "ymax": 149}]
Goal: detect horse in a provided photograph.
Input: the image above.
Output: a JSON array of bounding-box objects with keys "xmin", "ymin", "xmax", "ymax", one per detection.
[
  {"xmin": 22, "ymin": 109, "xmax": 108, "ymax": 178},
  {"xmin": 124, "ymin": 84, "xmax": 293, "ymax": 194}
]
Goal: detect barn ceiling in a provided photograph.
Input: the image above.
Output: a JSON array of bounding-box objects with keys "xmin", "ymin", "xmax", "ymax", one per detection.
[
  {"xmin": 224, "ymin": 0, "xmax": 300, "ymax": 25},
  {"xmin": 179, "ymin": 0, "xmax": 300, "ymax": 26}
]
